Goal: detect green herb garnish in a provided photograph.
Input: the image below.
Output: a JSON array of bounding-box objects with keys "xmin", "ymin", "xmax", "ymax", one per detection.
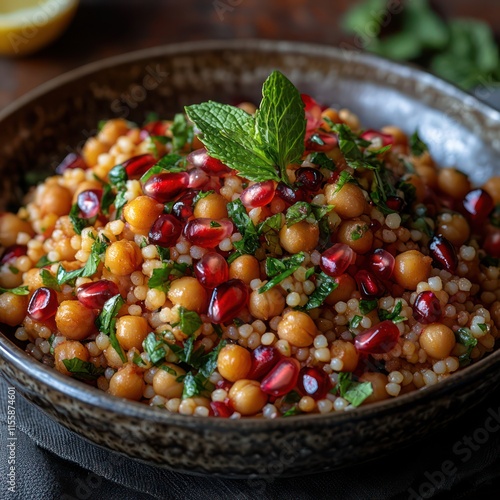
[
  {"xmin": 378, "ymin": 301, "xmax": 407, "ymax": 324},
  {"xmin": 0, "ymin": 285, "xmax": 29, "ymax": 296},
  {"xmin": 410, "ymin": 130, "xmax": 429, "ymax": 157},
  {"xmin": 95, "ymin": 294, "xmax": 126, "ymax": 363},
  {"xmin": 456, "ymin": 327, "xmax": 478, "ymax": 366},
  {"xmin": 302, "ymin": 272, "xmax": 338, "ymax": 311},
  {"xmin": 143, "ymin": 332, "xmax": 169, "ymax": 365},
  {"xmin": 147, "ymin": 261, "xmax": 188, "ymax": 293},
  {"xmin": 227, "ymin": 199, "xmax": 260, "ymax": 257},
  {"xmin": 62, "ymin": 358, "xmax": 105, "ymax": 381},
  {"xmin": 40, "ymin": 269, "xmax": 61, "ymax": 291},
  {"xmin": 359, "ymin": 299, "xmax": 378, "ymax": 315},
  {"xmin": 259, "ymin": 252, "xmax": 305, "ymax": 293},
  {"xmin": 336, "ymin": 372, "xmax": 373, "ymax": 407}
]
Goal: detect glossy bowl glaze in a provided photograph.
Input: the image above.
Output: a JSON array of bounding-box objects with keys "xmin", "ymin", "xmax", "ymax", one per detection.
[{"xmin": 1, "ymin": 40, "xmax": 500, "ymax": 477}]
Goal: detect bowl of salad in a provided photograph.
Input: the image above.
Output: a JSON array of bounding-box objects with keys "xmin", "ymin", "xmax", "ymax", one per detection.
[{"xmin": 1, "ymin": 40, "xmax": 500, "ymax": 477}]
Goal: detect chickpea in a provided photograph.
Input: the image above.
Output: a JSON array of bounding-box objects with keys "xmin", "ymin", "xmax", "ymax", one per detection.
[
  {"xmin": 72, "ymin": 180, "xmax": 103, "ymax": 203},
  {"xmin": 54, "ymin": 341, "xmax": 89, "ymax": 376},
  {"xmin": 325, "ymin": 182, "xmax": 366, "ymax": 219},
  {"xmin": 108, "ymin": 364, "xmax": 145, "ymax": 401},
  {"xmin": 401, "ymin": 173, "xmax": 425, "ymax": 203},
  {"xmin": 325, "ymin": 273, "xmax": 356, "ymax": 305},
  {"xmin": 437, "ymin": 168, "xmax": 471, "ymax": 200},
  {"xmin": 194, "ymin": 193, "xmax": 228, "ymax": 219},
  {"xmin": 153, "ymin": 363, "xmax": 186, "ymax": 398},
  {"xmin": 337, "ymin": 219, "xmax": 373, "ymax": 254},
  {"xmin": 54, "ymin": 238, "xmax": 77, "ymax": 261},
  {"xmin": 38, "ymin": 184, "xmax": 73, "ymax": 216},
  {"xmin": 419, "ymin": 323, "xmax": 456, "ymax": 359},
  {"xmin": 249, "ymin": 288, "xmax": 285, "ymax": 320},
  {"xmin": 228, "ymin": 379, "xmax": 268, "ymax": 415},
  {"xmin": 279, "ymin": 221, "xmax": 319, "ymax": 254},
  {"xmin": 437, "ymin": 213, "xmax": 470, "ymax": 246},
  {"xmin": 359, "ymin": 372, "xmax": 389, "ymax": 404},
  {"xmin": 0, "ymin": 213, "xmax": 34, "ymax": 247},
  {"xmin": 98, "ymin": 118, "xmax": 130, "ymax": 145},
  {"xmin": 103, "ymin": 345, "xmax": 124, "ymax": 369},
  {"xmin": 82, "ymin": 137, "xmax": 108, "ymax": 167},
  {"xmin": 490, "ymin": 301, "xmax": 500, "ymax": 329},
  {"xmin": 414, "ymin": 163, "xmax": 438, "ymax": 189},
  {"xmin": 277, "ymin": 311, "xmax": 317, "ymax": 347},
  {"xmin": 0, "ymin": 292, "xmax": 28, "ymax": 326},
  {"xmin": 330, "ymin": 340, "xmax": 359, "ymax": 372},
  {"xmin": 217, "ymin": 344, "xmax": 251, "ymax": 382},
  {"xmin": 115, "ymin": 315, "xmax": 149, "ymax": 350},
  {"xmin": 123, "ymin": 196, "xmax": 164, "ymax": 233},
  {"xmin": 167, "ymin": 277, "xmax": 207, "ymax": 313},
  {"xmin": 55, "ymin": 300, "xmax": 96, "ymax": 340},
  {"xmin": 23, "ymin": 268, "xmax": 44, "ymax": 292},
  {"xmin": 237, "ymin": 102, "xmax": 257, "ymax": 115},
  {"xmin": 483, "ymin": 176, "xmax": 500, "ymax": 204},
  {"xmin": 393, "ymin": 250, "xmax": 432, "ymax": 290},
  {"xmin": 229, "ymin": 255, "xmax": 261, "ymax": 284},
  {"xmin": 104, "ymin": 240, "xmax": 143, "ymax": 276},
  {"xmin": 381, "ymin": 125, "xmax": 407, "ymax": 146}
]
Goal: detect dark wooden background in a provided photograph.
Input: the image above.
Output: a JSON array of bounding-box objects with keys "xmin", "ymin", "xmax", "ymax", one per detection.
[{"xmin": 0, "ymin": 0, "xmax": 499, "ymax": 110}]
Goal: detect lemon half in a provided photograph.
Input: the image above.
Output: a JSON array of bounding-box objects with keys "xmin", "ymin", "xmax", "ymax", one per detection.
[{"xmin": 0, "ymin": 0, "xmax": 79, "ymax": 56}]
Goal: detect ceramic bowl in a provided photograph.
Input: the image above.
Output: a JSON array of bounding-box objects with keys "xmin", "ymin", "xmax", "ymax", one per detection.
[{"xmin": 1, "ymin": 40, "xmax": 500, "ymax": 477}]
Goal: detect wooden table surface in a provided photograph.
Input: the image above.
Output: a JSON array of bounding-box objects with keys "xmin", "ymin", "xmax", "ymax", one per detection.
[{"xmin": 0, "ymin": 0, "xmax": 499, "ymax": 110}]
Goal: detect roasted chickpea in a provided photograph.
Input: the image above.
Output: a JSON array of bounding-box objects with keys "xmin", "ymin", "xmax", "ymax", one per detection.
[
  {"xmin": 82, "ymin": 137, "xmax": 108, "ymax": 167},
  {"xmin": 229, "ymin": 255, "xmax": 261, "ymax": 284},
  {"xmin": 54, "ymin": 341, "xmax": 90, "ymax": 376},
  {"xmin": 38, "ymin": 184, "xmax": 73, "ymax": 216},
  {"xmin": 437, "ymin": 213, "xmax": 470, "ymax": 246},
  {"xmin": 167, "ymin": 277, "xmax": 207, "ymax": 313},
  {"xmin": 483, "ymin": 176, "xmax": 500, "ymax": 204},
  {"xmin": 337, "ymin": 219, "xmax": 373, "ymax": 254},
  {"xmin": 23, "ymin": 268, "xmax": 44, "ymax": 292},
  {"xmin": 249, "ymin": 288, "xmax": 285, "ymax": 320},
  {"xmin": 325, "ymin": 273, "xmax": 356, "ymax": 305},
  {"xmin": 0, "ymin": 292, "xmax": 28, "ymax": 326},
  {"xmin": 359, "ymin": 372, "xmax": 389, "ymax": 404},
  {"xmin": 194, "ymin": 193, "xmax": 228, "ymax": 219},
  {"xmin": 414, "ymin": 163, "xmax": 438, "ymax": 189},
  {"xmin": 103, "ymin": 345, "xmax": 124, "ymax": 369},
  {"xmin": 217, "ymin": 344, "xmax": 252, "ymax": 382},
  {"xmin": 0, "ymin": 213, "xmax": 34, "ymax": 247},
  {"xmin": 419, "ymin": 323, "xmax": 456, "ymax": 359},
  {"xmin": 279, "ymin": 221, "xmax": 319, "ymax": 254},
  {"xmin": 437, "ymin": 168, "xmax": 471, "ymax": 200},
  {"xmin": 108, "ymin": 364, "xmax": 145, "ymax": 401},
  {"xmin": 277, "ymin": 311, "xmax": 317, "ymax": 347},
  {"xmin": 325, "ymin": 182, "xmax": 366, "ymax": 219},
  {"xmin": 393, "ymin": 250, "xmax": 432, "ymax": 290},
  {"xmin": 381, "ymin": 125, "xmax": 407, "ymax": 146},
  {"xmin": 104, "ymin": 240, "xmax": 143, "ymax": 276},
  {"xmin": 153, "ymin": 363, "xmax": 186, "ymax": 398},
  {"xmin": 55, "ymin": 300, "xmax": 96, "ymax": 340},
  {"xmin": 228, "ymin": 379, "xmax": 268, "ymax": 415},
  {"xmin": 115, "ymin": 315, "xmax": 149, "ymax": 350},
  {"xmin": 330, "ymin": 340, "xmax": 359, "ymax": 372},
  {"xmin": 98, "ymin": 118, "xmax": 130, "ymax": 145},
  {"xmin": 123, "ymin": 196, "xmax": 164, "ymax": 233}
]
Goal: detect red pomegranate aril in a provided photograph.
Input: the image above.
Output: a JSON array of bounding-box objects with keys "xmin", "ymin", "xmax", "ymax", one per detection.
[
  {"xmin": 77, "ymin": 189, "xmax": 102, "ymax": 219},
  {"xmin": 306, "ymin": 132, "xmax": 337, "ymax": 152},
  {"xmin": 295, "ymin": 167, "xmax": 323, "ymax": 191},
  {"xmin": 149, "ymin": 214, "xmax": 183, "ymax": 248},
  {"xmin": 1, "ymin": 244, "xmax": 27, "ymax": 264},
  {"xmin": 463, "ymin": 188, "xmax": 494, "ymax": 222},
  {"xmin": 187, "ymin": 168, "xmax": 209, "ymax": 189},
  {"xmin": 247, "ymin": 345, "xmax": 281, "ymax": 380},
  {"xmin": 186, "ymin": 148, "xmax": 231, "ymax": 175},
  {"xmin": 184, "ymin": 218, "xmax": 233, "ymax": 248},
  {"xmin": 301, "ymin": 93, "xmax": 323, "ymax": 132},
  {"xmin": 77, "ymin": 280, "xmax": 120, "ymax": 310},
  {"xmin": 368, "ymin": 248, "xmax": 395, "ymax": 280},
  {"xmin": 27, "ymin": 287, "xmax": 58, "ymax": 322},
  {"xmin": 360, "ymin": 129, "xmax": 395, "ymax": 147},
  {"xmin": 386, "ymin": 196, "xmax": 405, "ymax": 212},
  {"xmin": 429, "ymin": 235, "xmax": 458, "ymax": 273},
  {"xmin": 320, "ymin": 243, "xmax": 356, "ymax": 277},
  {"xmin": 260, "ymin": 358, "xmax": 300, "ymax": 397},
  {"xmin": 275, "ymin": 182, "xmax": 306, "ymax": 204},
  {"xmin": 143, "ymin": 172, "xmax": 190, "ymax": 203},
  {"xmin": 172, "ymin": 190, "xmax": 198, "ymax": 221},
  {"xmin": 141, "ymin": 120, "xmax": 169, "ymax": 137},
  {"xmin": 297, "ymin": 367, "xmax": 331, "ymax": 400},
  {"xmin": 355, "ymin": 270, "xmax": 384, "ymax": 298},
  {"xmin": 210, "ymin": 401, "xmax": 234, "ymax": 418},
  {"xmin": 207, "ymin": 279, "xmax": 249, "ymax": 324},
  {"xmin": 240, "ymin": 180, "xmax": 276, "ymax": 209},
  {"xmin": 413, "ymin": 291, "xmax": 442, "ymax": 324},
  {"xmin": 354, "ymin": 320, "xmax": 400, "ymax": 354},
  {"xmin": 121, "ymin": 154, "xmax": 157, "ymax": 179},
  {"xmin": 194, "ymin": 252, "xmax": 229, "ymax": 289},
  {"xmin": 484, "ymin": 230, "xmax": 500, "ymax": 258},
  {"xmin": 55, "ymin": 153, "xmax": 87, "ymax": 174}
]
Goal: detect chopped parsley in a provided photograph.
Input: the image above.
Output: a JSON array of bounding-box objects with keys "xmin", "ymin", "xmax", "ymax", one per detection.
[
  {"xmin": 257, "ymin": 213, "xmax": 283, "ymax": 256},
  {"xmin": 410, "ymin": 130, "xmax": 428, "ymax": 157},
  {"xmin": 378, "ymin": 301, "xmax": 407, "ymax": 324},
  {"xmin": 335, "ymin": 372, "xmax": 373, "ymax": 407},
  {"xmin": 259, "ymin": 252, "xmax": 305, "ymax": 294},
  {"xmin": 95, "ymin": 294, "xmax": 126, "ymax": 363},
  {"xmin": 285, "ymin": 201, "xmax": 333, "ymax": 227},
  {"xmin": 301, "ymin": 272, "xmax": 338, "ymax": 311},
  {"xmin": 359, "ymin": 299, "xmax": 378, "ymax": 315},
  {"xmin": 172, "ymin": 307, "xmax": 202, "ymax": 336},
  {"xmin": 170, "ymin": 113, "xmax": 194, "ymax": 153},
  {"xmin": 62, "ymin": 358, "xmax": 105, "ymax": 381},
  {"xmin": 143, "ymin": 332, "xmax": 169, "ymax": 365},
  {"xmin": 227, "ymin": 199, "xmax": 260, "ymax": 257},
  {"xmin": 349, "ymin": 315, "xmax": 363, "ymax": 329},
  {"xmin": 35, "ymin": 255, "xmax": 58, "ymax": 268},
  {"xmin": 455, "ymin": 327, "xmax": 478, "ymax": 366},
  {"xmin": 147, "ymin": 261, "xmax": 188, "ymax": 294},
  {"xmin": 0, "ymin": 285, "xmax": 29, "ymax": 296},
  {"xmin": 40, "ymin": 269, "xmax": 61, "ymax": 291},
  {"xmin": 139, "ymin": 154, "xmax": 186, "ymax": 183},
  {"xmin": 309, "ymin": 151, "xmax": 335, "ymax": 171},
  {"xmin": 69, "ymin": 203, "xmax": 95, "ymax": 235}
]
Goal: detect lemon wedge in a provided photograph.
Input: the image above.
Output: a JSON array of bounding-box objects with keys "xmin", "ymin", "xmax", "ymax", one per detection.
[{"xmin": 0, "ymin": 0, "xmax": 78, "ymax": 56}]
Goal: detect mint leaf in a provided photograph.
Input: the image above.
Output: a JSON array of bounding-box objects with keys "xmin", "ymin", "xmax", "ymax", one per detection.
[
  {"xmin": 257, "ymin": 213, "xmax": 283, "ymax": 256},
  {"xmin": 140, "ymin": 154, "xmax": 185, "ymax": 183},
  {"xmin": 359, "ymin": 299, "xmax": 378, "ymax": 315},
  {"xmin": 143, "ymin": 332, "xmax": 168, "ymax": 365},
  {"xmin": 40, "ymin": 269, "xmax": 61, "ymax": 291},
  {"xmin": 456, "ymin": 327, "xmax": 478, "ymax": 366},
  {"xmin": 95, "ymin": 294, "xmax": 126, "ymax": 363},
  {"xmin": 350, "ymin": 315, "xmax": 363, "ymax": 329},
  {"xmin": 302, "ymin": 272, "xmax": 338, "ymax": 310},
  {"xmin": 170, "ymin": 113, "xmax": 194, "ymax": 152},
  {"xmin": 332, "ymin": 123, "xmax": 374, "ymax": 170},
  {"xmin": 227, "ymin": 199, "xmax": 260, "ymax": 256},
  {"xmin": 336, "ymin": 372, "xmax": 373, "ymax": 407},
  {"xmin": 69, "ymin": 203, "xmax": 94, "ymax": 235},
  {"xmin": 181, "ymin": 371, "xmax": 209, "ymax": 399},
  {"xmin": 198, "ymin": 340, "xmax": 226, "ymax": 378},
  {"xmin": 259, "ymin": 252, "xmax": 305, "ymax": 293},
  {"xmin": 177, "ymin": 307, "xmax": 202, "ymax": 336},
  {"xmin": 378, "ymin": 300, "xmax": 406, "ymax": 323},
  {"xmin": 62, "ymin": 358, "xmax": 105, "ymax": 381},
  {"xmin": 285, "ymin": 201, "xmax": 333, "ymax": 227},
  {"xmin": 147, "ymin": 261, "xmax": 188, "ymax": 293},
  {"xmin": 309, "ymin": 152, "xmax": 335, "ymax": 171},
  {"xmin": 35, "ymin": 255, "xmax": 58, "ymax": 268},
  {"xmin": 0, "ymin": 285, "xmax": 29, "ymax": 296}
]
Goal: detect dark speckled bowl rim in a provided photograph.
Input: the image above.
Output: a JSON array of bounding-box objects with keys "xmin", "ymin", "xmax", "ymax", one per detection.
[{"xmin": 1, "ymin": 39, "xmax": 500, "ymax": 430}]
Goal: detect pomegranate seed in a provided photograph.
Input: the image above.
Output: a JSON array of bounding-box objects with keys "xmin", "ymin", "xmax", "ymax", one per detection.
[
  {"xmin": 355, "ymin": 270, "xmax": 384, "ymax": 298},
  {"xmin": 320, "ymin": 243, "xmax": 356, "ymax": 277},
  {"xmin": 141, "ymin": 120, "xmax": 169, "ymax": 137},
  {"xmin": 77, "ymin": 189, "xmax": 102, "ymax": 219},
  {"xmin": 149, "ymin": 214, "xmax": 183, "ymax": 248},
  {"xmin": 210, "ymin": 401, "xmax": 234, "ymax": 418},
  {"xmin": 172, "ymin": 190, "xmax": 198, "ymax": 221},
  {"xmin": 55, "ymin": 153, "xmax": 87, "ymax": 174},
  {"xmin": 413, "ymin": 291, "xmax": 442, "ymax": 324},
  {"xmin": 429, "ymin": 235, "xmax": 458, "ymax": 273},
  {"xmin": 247, "ymin": 346, "xmax": 281, "ymax": 380},
  {"xmin": 121, "ymin": 154, "xmax": 157, "ymax": 179},
  {"xmin": 187, "ymin": 148, "xmax": 231, "ymax": 175},
  {"xmin": 240, "ymin": 181, "xmax": 276, "ymax": 209},
  {"xmin": 360, "ymin": 129, "xmax": 394, "ymax": 147},
  {"xmin": 297, "ymin": 367, "xmax": 331, "ymax": 400},
  {"xmin": 484, "ymin": 230, "xmax": 500, "ymax": 258},
  {"xmin": 260, "ymin": 358, "xmax": 300, "ymax": 397},
  {"xmin": 194, "ymin": 252, "xmax": 229, "ymax": 289},
  {"xmin": 354, "ymin": 320, "xmax": 400, "ymax": 354},
  {"xmin": 1, "ymin": 244, "xmax": 27, "ymax": 264},
  {"xmin": 207, "ymin": 279, "xmax": 249, "ymax": 324},
  {"xmin": 27, "ymin": 287, "xmax": 58, "ymax": 321},
  {"xmin": 295, "ymin": 167, "xmax": 323, "ymax": 191},
  {"xmin": 306, "ymin": 132, "xmax": 337, "ymax": 152},
  {"xmin": 187, "ymin": 168, "xmax": 209, "ymax": 189},
  {"xmin": 275, "ymin": 182, "xmax": 306, "ymax": 204},
  {"xmin": 370, "ymin": 219, "xmax": 382, "ymax": 232},
  {"xmin": 184, "ymin": 218, "xmax": 233, "ymax": 248},
  {"xmin": 368, "ymin": 248, "xmax": 395, "ymax": 280},
  {"xmin": 386, "ymin": 196, "xmax": 405, "ymax": 211},
  {"xmin": 142, "ymin": 172, "xmax": 190, "ymax": 203},
  {"xmin": 301, "ymin": 94, "xmax": 323, "ymax": 132},
  {"xmin": 463, "ymin": 188, "xmax": 494, "ymax": 223},
  {"xmin": 77, "ymin": 280, "xmax": 120, "ymax": 310}
]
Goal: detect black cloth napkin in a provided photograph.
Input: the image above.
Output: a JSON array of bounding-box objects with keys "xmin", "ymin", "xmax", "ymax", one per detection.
[{"xmin": 1, "ymin": 373, "xmax": 499, "ymax": 500}]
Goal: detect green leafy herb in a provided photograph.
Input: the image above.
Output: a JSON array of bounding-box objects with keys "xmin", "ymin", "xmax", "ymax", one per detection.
[
  {"xmin": 227, "ymin": 199, "xmax": 260, "ymax": 256},
  {"xmin": 259, "ymin": 252, "xmax": 305, "ymax": 293},
  {"xmin": 350, "ymin": 315, "xmax": 363, "ymax": 329},
  {"xmin": 0, "ymin": 285, "xmax": 29, "ymax": 296},
  {"xmin": 62, "ymin": 358, "xmax": 105, "ymax": 381},
  {"xmin": 140, "ymin": 154, "xmax": 186, "ymax": 183},
  {"xmin": 336, "ymin": 372, "xmax": 373, "ymax": 407},
  {"xmin": 156, "ymin": 246, "xmax": 170, "ymax": 262},
  {"xmin": 481, "ymin": 255, "xmax": 500, "ymax": 268},
  {"xmin": 378, "ymin": 300, "xmax": 407, "ymax": 323},
  {"xmin": 174, "ymin": 307, "xmax": 202, "ymax": 336},
  {"xmin": 108, "ymin": 164, "xmax": 128, "ymax": 217},
  {"xmin": 410, "ymin": 130, "xmax": 429, "ymax": 157},
  {"xmin": 210, "ymin": 221, "xmax": 221, "ymax": 228},
  {"xmin": 282, "ymin": 406, "xmax": 302, "ymax": 417},
  {"xmin": 40, "ymin": 269, "xmax": 61, "ymax": 291},
  {"xmin": 8, "ymin": 266, "xmax": 18, "ymax": 275},
  {"xmin": 302, "ymin": 272, "xmax": 338, "ymax": 311},
  {"xmin": 332, "ymin": 123, "xmax": 377, "ymax": 171},
  {"xmin": 351, "ymin": 223, "xmax": 369, "ymax": 241},
  {"xmin": 69, "ymin": 203, "xmax": 94, "ymax": 235},
  {"xmin": 456, "ymin": 327, "xmax": 478, "ymax": 366},
  {"xmin": 193, "ymin": 190, "xmax": 215, "ymax": 205},
  {"xmin": 257, "ymin": 213, "xmax": 283, "ymax": 256},
  {"xmin": 100, "ymin": 181, "xmax": 115, "ymax": 215},
  {"xmin": 398, "ymin": 181, "xmax": 417, "ymax": 208},
  {"xmin": 147, "ymin": 261, "xmax": 188, "ymax": 293},
  {"xmin": 95, "ymin": 294, "xmax": 126, "ymax": 363},
  {"xmin": 143, "ymin": 332, "xmax": 168, "ymax": 365},
  {"xmin": 333, "ymin": 170, "xmax": 355, "ymax": 193},
  {"xmin": 145, "ymin": 111, "xmax": 160, "ymax": 124},
  {"xmin": 170, "ymin": 113, "xmax": 194, "ymax": 153},
  {"xmin": 283, "ymin": 390, "xmax": 302, "ymax": 404},
  {"xmin": 477, "ymin": 323, "xmax": 488, "ymax": 332},
  {"xmin": 359, "ymin": 299, "xmax": 378, "ymax": 315},
  {"xmin": 35, "ymin": 255, "xmax": 58, "ymax": 268},
  {"xmin": 132, "ymin": 353, "xmax": 147, "ymax": 367},
  {"xmin": 198, "ymin": 340, "xmax": 226, "ymax": 379},
  {"xmin": 285, "ymin": 201, "xmax": 333, "ymax": 227},
  {"xmin": 309, "ymin": 152, "xmax": 335, "ymax": 171},
  {"xmin": 181, "ymin": 371, "xmax": 209, "ymax": 399},
  {"xmin": 108, "ymin": 164, "xmax": 128, "ymax": 185}
]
